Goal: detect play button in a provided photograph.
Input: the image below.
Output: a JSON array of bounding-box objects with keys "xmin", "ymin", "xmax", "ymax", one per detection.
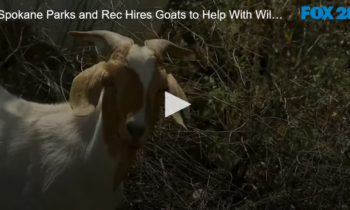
[{"xmin": 165, "ymin": 92, "xmax": 191, "ymax": 117}]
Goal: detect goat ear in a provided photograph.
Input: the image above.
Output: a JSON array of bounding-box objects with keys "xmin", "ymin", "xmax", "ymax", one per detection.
[
  {"xmin": 69, "ymin": 61, "xmax": 111, "ymax": 116},
  {"xmin": 167, "ymin": 73, "xmax": 191, "ymax": 129},
  {"xmin": 145, "ymin": 39, "xmax": 196, "ymax": 60}
]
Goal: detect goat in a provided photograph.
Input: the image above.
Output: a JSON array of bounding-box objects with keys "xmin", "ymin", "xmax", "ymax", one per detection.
[{"xmin": 0, "ymin": 30, "xmax": 195, "ymax": 210}]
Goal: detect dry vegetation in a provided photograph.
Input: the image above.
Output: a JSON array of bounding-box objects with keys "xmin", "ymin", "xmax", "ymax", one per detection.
[{"xmin": 1, "ymin": 0, "xmax": 350, "ymax": 209}]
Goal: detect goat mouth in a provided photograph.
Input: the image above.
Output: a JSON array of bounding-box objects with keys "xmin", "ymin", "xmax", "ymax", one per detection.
[
  {"xmin": 127, "ymin": 139, "xmax": 144, "ymax": 149},
  {"xmin": 116, "ymin": 132, "xmax": 144, "ymax": 148},
  {"xmin": 119, "ymin": 136, "xmax": 143, "ymax": 148},
  {"xmin": 129, "ymin": 138, "xmax": 142, "ymax": 145}
]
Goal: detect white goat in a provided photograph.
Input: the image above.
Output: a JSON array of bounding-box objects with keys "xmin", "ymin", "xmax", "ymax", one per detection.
[{"xmin": 0, "ymin": 30, "xmax": 194, "ymax": 210}]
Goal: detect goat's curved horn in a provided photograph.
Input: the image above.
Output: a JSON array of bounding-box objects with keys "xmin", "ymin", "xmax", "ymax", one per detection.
[
  {"xmin": 145, "ymin": 39, "xmax": 195, "ymax": 59},
  {"xmin": 68, "ymin": 30, "xmax": 134, "ymax": 51}
]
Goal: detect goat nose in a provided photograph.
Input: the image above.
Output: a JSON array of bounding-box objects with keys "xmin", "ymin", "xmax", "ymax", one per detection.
[{"xmin": 126, "ymin": 122, "xmax": 145, "ymax": 139}]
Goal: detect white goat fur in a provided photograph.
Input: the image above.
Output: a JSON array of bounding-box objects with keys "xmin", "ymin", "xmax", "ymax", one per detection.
[
  {"xmin": 0, "ymin": 30, "xmax": 194, "ymax": 210},
  {"xmin": 0, "ymin": 86, "xmax": 124, "ymax": 210}
]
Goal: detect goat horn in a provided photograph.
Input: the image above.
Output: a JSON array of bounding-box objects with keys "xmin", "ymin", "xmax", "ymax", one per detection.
[
  {"xmin": 68, "ymin": 30, "xmax": 134, "ymax": 51},
  {"xmin": 144, "ymin": 39, "xmax": 194, "ymax": 57}
]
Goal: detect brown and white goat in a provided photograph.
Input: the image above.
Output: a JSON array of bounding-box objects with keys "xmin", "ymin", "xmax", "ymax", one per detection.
[{"xmin": 0, "ymin": 30, "xmax": 194, "ymax": 210}]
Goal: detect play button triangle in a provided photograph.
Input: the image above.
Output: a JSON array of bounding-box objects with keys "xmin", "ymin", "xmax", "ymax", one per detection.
[{"xmin": 164, "ymin": 92, "xmax": 191, "ymax": 117}]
